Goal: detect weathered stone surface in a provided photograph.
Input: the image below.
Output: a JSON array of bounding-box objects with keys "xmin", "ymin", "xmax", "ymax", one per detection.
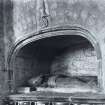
[
  {"xmin": 51, "ymin": 43, "xmax": 98, "ymax": 76},
  {"xmin": 4, "ymin": 1, "xmax": 105, "ymax": 92},
  {"xmin": 9, "ymin": 0, "xmax": 105, "ymax": 42},
  {"xmin": 13, "ymin": 0, "xmax": 37, "ymax": 40},
  {"xmin": 1, "ymin": 0, "xmax": 105, "ymax": 103},
  {"xmin": 0, "ymin": 0, "xmax": 9, "ymax": 104}
]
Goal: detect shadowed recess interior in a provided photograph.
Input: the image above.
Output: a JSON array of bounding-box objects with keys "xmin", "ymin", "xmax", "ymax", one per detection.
[{"xmin": 13, "ymin": 35, "xmax": 98, "ymax": 92}]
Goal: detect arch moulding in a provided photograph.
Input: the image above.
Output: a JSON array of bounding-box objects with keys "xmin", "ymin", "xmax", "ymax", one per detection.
[{"xmin": 6, "ymin": 26, "xmax": 102, "ymax": 92}]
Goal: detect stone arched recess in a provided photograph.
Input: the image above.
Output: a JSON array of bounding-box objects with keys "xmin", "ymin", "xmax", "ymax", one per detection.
[{"xmin": 6, "ymin": 26, "xmax": 102, "ymax": 92}]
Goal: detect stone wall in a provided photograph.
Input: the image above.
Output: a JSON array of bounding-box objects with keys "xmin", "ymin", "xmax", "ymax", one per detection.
[
  {"xmin": 7, "ymin": 0, "xmax": 105, "ymax": 92},
  {"xmin": 0, "ymin": 0, "xmax": 105, "ymax": 104},
  {"xmin": 0, "ymin": 0, "xmax": 9, "ymax": 104},
  {"xmin": 11, "ymin": 0, "xmax": 105, "ymax": 43},
  {"xmin": 51, "ymin": 43, "xmax": 98, "ymax": 76}
]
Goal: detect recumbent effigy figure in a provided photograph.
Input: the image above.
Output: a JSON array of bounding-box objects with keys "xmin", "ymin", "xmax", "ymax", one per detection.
[{"xmin": 27, "ymin": 43, "xmax": 98, "ymax": 93}]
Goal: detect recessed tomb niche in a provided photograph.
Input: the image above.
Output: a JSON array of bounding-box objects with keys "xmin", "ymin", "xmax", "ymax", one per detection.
[{"xmin": 12, "ymin": 35, "xmax": 99, "ymax": 94}]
